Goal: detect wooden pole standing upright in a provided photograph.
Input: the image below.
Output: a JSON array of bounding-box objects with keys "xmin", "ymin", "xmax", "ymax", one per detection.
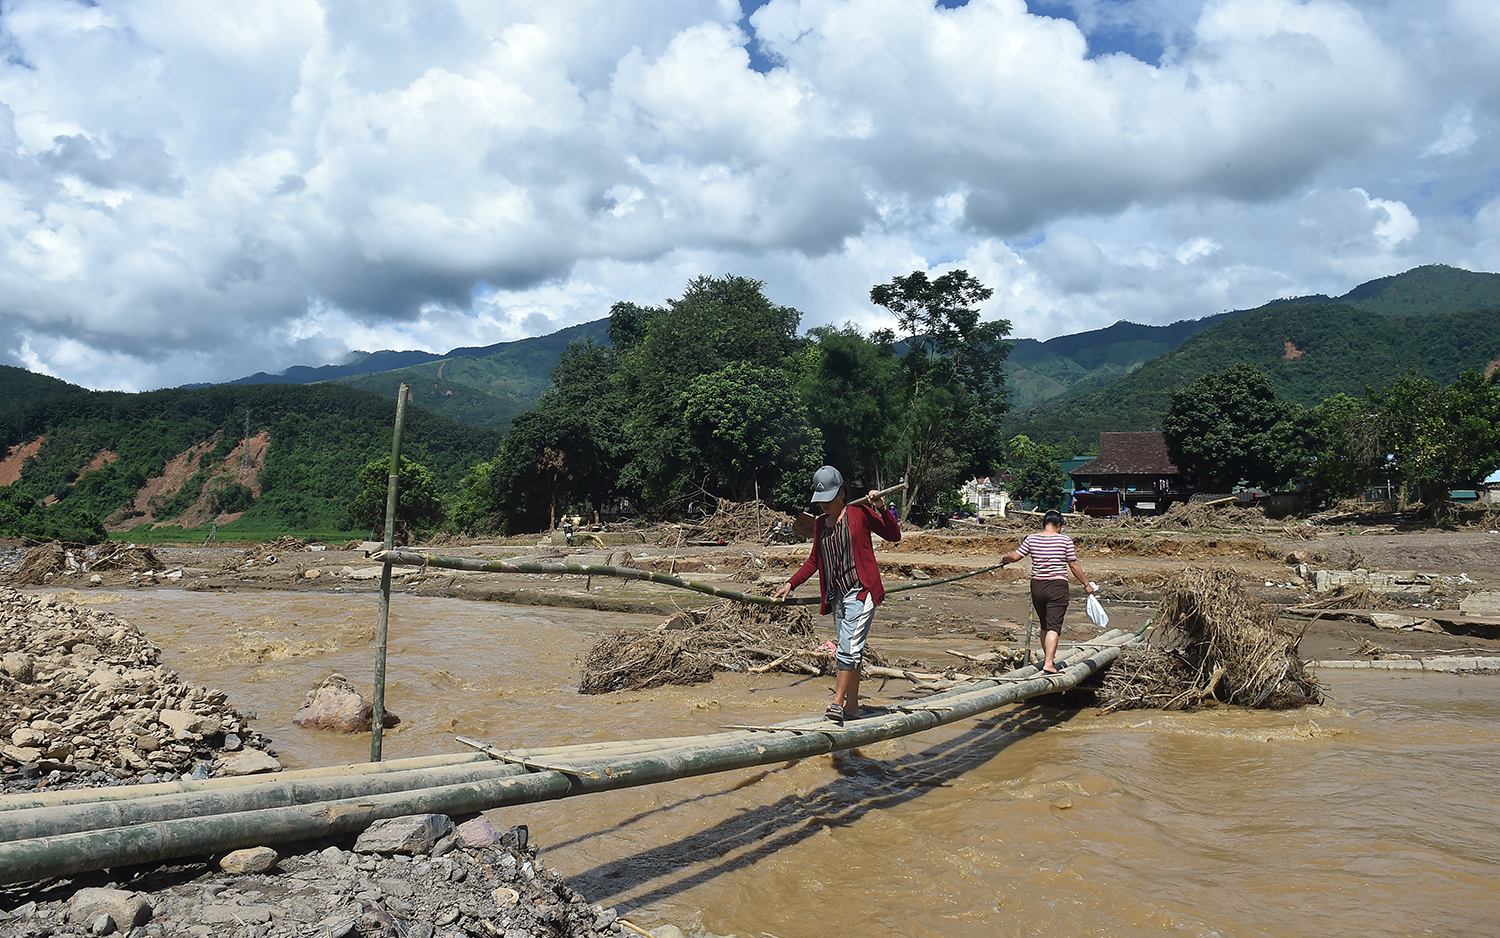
[{"xmin": 372, "ymin": 384, "xmax": 410, "ymax": 762}]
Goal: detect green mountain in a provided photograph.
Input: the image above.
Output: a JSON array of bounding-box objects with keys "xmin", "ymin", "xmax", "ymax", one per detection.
[
  {"xmin": 1003, "ymin": 303, "xmax": 1500, "ymax": 447},
  {"xmin": 2, "ymin": 378, "xmax": 500, "ymax": 537},
  {"xmin": 1002, "ymin": 265, "xmax": 1500, "ymax": 413},
  {"xmin": 1272, "ymin": 264, "xmax": 1500, "ymax": 316},
  {"xmin": 211, "ymin": 319, "xmax": 612, "ymax": 432},
  {"xmin": 1004, "ymin": 312, "xmax": 1238, "ymax": 410}
]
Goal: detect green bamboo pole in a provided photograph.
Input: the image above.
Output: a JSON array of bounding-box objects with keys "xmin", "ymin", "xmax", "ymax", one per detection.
[
  {"xmin": 0, "ymin": 752, "xmax": 491, "ymax": 812},
  {"xmin": 0, "ymin": 760, "xmax": 531, "ymax": 844},
  {"xmin": 372, "ymin": 384, "xmax": 410, "ymax": 763},
  {"xmin": 372, "ymin": 550, "xmax": 1003, "ymax": 605},
  {"xmin": 0, "ymin": 632, "xmax": 1136, "ymax": 885}
]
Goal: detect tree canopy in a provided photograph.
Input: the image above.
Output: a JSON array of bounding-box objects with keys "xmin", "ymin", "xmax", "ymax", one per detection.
[{"xmin": 870, "ymin": 269, "xmax": 1013, "ymax": 522}]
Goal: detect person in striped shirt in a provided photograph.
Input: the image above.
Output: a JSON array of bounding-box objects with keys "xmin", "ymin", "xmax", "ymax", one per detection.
[{"xmin": 999, "ymin": 508, "xmax": 1096, "ymax": 675}]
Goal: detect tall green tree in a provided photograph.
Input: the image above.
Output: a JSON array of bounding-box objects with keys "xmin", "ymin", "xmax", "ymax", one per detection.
[
  {"xmin": 1004, "ymin": 434, "xmax": 1066, "ymax": 510},
  {"xmin": 341, "ymin": 455, "xmax": 445, "ymax": 543},
  {"xmin": 870, "ymin": 269, "xmax": 1012, "ymax": 522},
  {"xmin": 1162, "ymin": 363, "xmax": 1291, "ymax": 490},
  {"xmin": 613, "ymin": 275, "xmax": 815, "ymax": 510},
  {"xmin": 798, "ymin": 326, "xmax": 903, "ymax": 487},
  {"xmin": 1372, "ymin": 370, "xmax": 1500, "ymax": 508},
  {"xmin": 681, "ymin": 362, "xmax": 824, "ymax": 506},
  {"xmin": 455, "ymin": 339, "xmax": 628, "ymax": 534}
]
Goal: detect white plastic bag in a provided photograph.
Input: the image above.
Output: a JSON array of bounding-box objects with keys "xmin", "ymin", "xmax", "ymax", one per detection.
[{"xmin": 1084, "ymin": 590, "xmax": 1109, "ymax": 628}]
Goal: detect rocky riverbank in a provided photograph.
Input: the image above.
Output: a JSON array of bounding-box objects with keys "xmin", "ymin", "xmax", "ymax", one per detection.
[
  {"xmin": 0, "ymin": 587, "xmax": 644, "ymax": 937},
  {"xmin": 0, "ymin": 813, "xmax": 633, "ymax": 938},
  {"xmin": 0, "ymin": 587, "xmax": 277, "ymax": 793}
]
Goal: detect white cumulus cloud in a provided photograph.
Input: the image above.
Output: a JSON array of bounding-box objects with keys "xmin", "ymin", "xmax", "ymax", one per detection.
[{"xmin": 0, "ymin": 0, "xmax": 1496, "ymax": 391}]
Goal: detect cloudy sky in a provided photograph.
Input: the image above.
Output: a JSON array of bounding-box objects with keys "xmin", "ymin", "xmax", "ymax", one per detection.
[{"xmin": 2, "ymin": 0, "xmax": 1497, "ymax": 391}]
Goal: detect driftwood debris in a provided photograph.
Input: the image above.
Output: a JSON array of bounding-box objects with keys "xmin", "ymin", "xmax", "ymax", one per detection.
[{"xmin": 1093, "ymin": 567, "xmax": 1321, "ymax": 712}]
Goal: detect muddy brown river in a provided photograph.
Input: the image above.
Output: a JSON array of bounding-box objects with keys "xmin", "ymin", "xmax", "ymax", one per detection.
[{"xmin": 77, "ymin": 589, "xmax": 1500, "ymax": 938}]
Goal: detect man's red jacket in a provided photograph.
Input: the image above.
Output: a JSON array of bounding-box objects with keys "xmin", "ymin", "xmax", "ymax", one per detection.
[{"xmin": 788, "ymin": 504, "xmax": 902, "ymax": 614}]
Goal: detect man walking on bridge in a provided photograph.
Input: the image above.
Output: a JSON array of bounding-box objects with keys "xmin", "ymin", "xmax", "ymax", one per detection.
[{"xmin": 775, "ymin": 466, "xmax": 901, "ymax": 723}]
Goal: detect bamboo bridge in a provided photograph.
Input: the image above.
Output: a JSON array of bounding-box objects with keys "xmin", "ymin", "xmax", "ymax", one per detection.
[{"xmin": 0, "ymin": 629, "xmax": 1137, "ymax": 885}]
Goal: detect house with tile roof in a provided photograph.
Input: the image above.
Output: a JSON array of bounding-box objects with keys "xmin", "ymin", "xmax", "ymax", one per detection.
[{"xmin": 1068, "ymin": 431, "xmax": 1184, "ymax": 516}]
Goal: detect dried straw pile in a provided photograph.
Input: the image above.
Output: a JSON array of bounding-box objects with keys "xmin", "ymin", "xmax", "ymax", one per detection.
[
  {"xmin": 6, "ymin": 542, "xmax": 164, "ymax": 584},
  {"xmin": 1095, "ymin": 567, "xmax": 1320, "ymax": 711},
  {"xmin": 578, "ymin": 599, "xmax": 886, "ymax": 694},
  {"xmin": 10, "ymin": 543, "xmax": 64, "ymax": 585},
  {"xmin": 659, "ymin": 498, "xmax": 796, "ymax": 546}
]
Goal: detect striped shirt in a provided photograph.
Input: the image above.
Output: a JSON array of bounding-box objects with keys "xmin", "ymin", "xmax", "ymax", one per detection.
[
  {"xmin": 1016, "ymin": 532, "xmax": 1077, "ymax": 581},
  {"xmin": 818, "ymin": 512, "xmax": 861, "ymax": 599}
]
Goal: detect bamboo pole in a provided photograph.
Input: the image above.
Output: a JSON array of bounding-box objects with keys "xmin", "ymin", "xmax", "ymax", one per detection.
[
  {"xmin": 373, "ymin": 383, "xmax": 410, "ymax": 762},
  {"xmin": 371, "ymin": 551, "xmax": 1002, "ymax": 604},
  {"xmin": 0, "ymin": 760, "xmax": 531, "ymax": 844},
  {"xmin": 0, "ymin": 753, "xmax": 491, "ymax": 812},
  {"xmin": 0, "ymin": 632, "xmax": 1135, "ymax": 885}
]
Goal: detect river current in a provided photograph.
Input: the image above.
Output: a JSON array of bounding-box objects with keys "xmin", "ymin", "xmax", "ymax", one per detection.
[{"xmin": 73, "ymin": 589, "xmax": 1500, "ymax": 938}]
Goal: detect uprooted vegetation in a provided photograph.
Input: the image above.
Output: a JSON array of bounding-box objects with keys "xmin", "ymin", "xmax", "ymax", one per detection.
[
  {"xmin": 7, "ymin": 541, "xmax": 165, "ymax": 586},
  {"xmin": 1091, "ymin": 567, "xmax": 1322, "ymax": 712}
]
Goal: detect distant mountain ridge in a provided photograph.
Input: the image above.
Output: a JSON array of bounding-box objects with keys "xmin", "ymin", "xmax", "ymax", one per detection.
[
  {"xmin": 197, "ymin": 319, "xmax": 612, "ymax": 432},
  {"xmin": 182, "ymin": 263, "xmax": 1500, "ymax": 439},
  {"xmin": 1004, "ymin": 302, "xmax": 1500, "ymax": 448}
]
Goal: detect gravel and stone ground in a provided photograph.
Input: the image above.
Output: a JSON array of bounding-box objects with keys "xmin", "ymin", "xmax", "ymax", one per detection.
[{"xmin": 0, "ymin": 813, "xmax": 635, "ymax": 938}]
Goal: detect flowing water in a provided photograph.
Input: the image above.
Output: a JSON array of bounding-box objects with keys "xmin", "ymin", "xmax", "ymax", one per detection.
[{"xmin": 76, "ymin": 590, "xmax": 1500, "ymax": 938}]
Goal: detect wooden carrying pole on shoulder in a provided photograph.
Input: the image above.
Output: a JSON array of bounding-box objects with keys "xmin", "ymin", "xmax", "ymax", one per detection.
[{"xmin": 791, "ymin": 481, "xmax": 906, "ymax": 539}]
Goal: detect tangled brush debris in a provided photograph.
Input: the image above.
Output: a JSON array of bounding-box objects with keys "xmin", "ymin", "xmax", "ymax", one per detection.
[
  {"xmin": 658, "ymin": 498, "xmax": 797, "ymax": 547},
  {"xmin": 578, "ymin": 599, "xmax": 890, "ymax": 694},
  {"xmin": 7, "ymin": 542, "xmax": 164, "ymax": 585},
  {"xmin": 1093, "ymin": 567, "xmax": 1321, "ymax": 711}
]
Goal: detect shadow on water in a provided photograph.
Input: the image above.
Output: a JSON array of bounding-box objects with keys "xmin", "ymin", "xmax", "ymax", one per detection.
[{"xmin": 564, "ymin": 703, "xmax": 1080, "ymax": 912}]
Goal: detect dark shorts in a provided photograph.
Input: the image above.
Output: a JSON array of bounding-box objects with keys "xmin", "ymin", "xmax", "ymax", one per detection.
[{"xmin": 1030, "ymin": 578, "xmax": 1070, "ymax": 634}]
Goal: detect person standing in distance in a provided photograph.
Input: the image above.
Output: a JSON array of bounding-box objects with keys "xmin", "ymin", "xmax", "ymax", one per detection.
[
  {"xmin": 999, "ymin": 508, "xmax": 1096, "ymax": 675},
  {"xmin": 774, "ymin": 466, "xmax": 902, "ymax": 723}
]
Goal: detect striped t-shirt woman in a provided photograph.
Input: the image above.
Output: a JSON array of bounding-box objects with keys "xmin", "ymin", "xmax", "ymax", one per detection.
[{"xmin": 1016, "ymin": 531, "xmax": 1077, "ymax": 580}]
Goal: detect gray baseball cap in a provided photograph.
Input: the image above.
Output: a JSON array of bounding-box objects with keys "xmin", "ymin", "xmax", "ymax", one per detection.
[{"xmin": 811, "ymin": 466, "xmax": 844, "ymax": 503}]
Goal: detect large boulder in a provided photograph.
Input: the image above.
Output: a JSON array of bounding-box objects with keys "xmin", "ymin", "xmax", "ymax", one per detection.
[
  {"xmin": 353, "ymin": 814, "xmax": 454, "ymax": 855},
  {"xmin": 67, "ymin": 888, "xmax": 151, "ymax": 930},
  {"xmin": 292, "ymin": 673, "xmax": 400, "ymax": 733}
]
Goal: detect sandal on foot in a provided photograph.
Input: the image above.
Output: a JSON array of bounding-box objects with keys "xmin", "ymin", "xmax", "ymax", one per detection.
[{"xmin": 824, "ymin": 704, "xmax": 846, "ymax": 723}]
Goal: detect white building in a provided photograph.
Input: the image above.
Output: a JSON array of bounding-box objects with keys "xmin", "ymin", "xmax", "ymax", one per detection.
[{"xmin": 960, "ymin": 477, "xmax": 1010, "ymax": 517}]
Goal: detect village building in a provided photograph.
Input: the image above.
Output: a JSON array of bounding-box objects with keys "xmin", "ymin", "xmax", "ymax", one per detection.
[
  {"xmin": 1068, "ymin": 431, "xmax": 1184, "ymax": 516},
  {"xmin": 959, "ymin": 477, "xmax": 1010, "ymax": 517}
]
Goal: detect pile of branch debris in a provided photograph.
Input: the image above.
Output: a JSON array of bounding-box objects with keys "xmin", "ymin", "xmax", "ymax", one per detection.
[
  {"xmin": 1091, "ymin": 566, "xmax": 1321, "ymax": 712},
  {"xmin": 657, "ymin": 497, "xmax": 797, "ymax": 547},
  {"xmin": 6, "ymin": 542, "xmax": 164, "ymax": 586}
]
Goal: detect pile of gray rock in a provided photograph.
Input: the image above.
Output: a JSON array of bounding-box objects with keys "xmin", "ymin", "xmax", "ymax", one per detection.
[
  {"xmin": 0, "ymin": 813, "xmax": 631, "ymax": 938},
  {"xmin": 0, "ymin": 588, "xmax": 278, "ymax": 792}
]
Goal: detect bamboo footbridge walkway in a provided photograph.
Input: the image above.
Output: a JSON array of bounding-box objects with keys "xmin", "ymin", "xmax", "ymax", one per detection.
[
  {"xmin": 0, "ymin": 629, "xmax": 1138, "ymax": 884},
  {"xmin": 0, "ymin": 396, "xmax": 1138, "ymax": 886}
]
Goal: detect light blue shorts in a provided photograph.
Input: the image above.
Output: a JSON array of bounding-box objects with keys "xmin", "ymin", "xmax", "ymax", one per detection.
[{"xmin": 833, "ymin": 587, "xmax": 876, "ymax": 671}]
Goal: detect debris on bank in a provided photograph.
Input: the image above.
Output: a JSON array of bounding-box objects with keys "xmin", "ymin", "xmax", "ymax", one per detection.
[
  {"xmin": 658, "ymin": 497, "xmax": 796, "ymax": 547},
  {"xmin": 7, "ymin": 543, "xmax": 166, "ymax": 587},
  {"xmin": 0, "ymin": 587, "xmax": 276, "ymax": 793},
  {"xmin": 0, "ymin": 814, "xmax": 632, "ymax": 938},
  {"xmin": 1092, "ymin": 567, "xmax": 1322, "ymax": 712}
]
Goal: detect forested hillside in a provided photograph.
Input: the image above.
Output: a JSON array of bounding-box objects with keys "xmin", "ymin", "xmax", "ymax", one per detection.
[
  {"xmin": 0, "ymin": 380, "xmax": 500, "ymax": 539},
  {"xmin": 1004, "ymin": 304, "xmax": 1500, "ymax": 446},
  {"xmin": 1272, "ymin": 264, "xmax": 1500, "ymax": 316},
  {"xmin": 1004, "ymin": 312, "xmax": 1238, "ymax": 409}
]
